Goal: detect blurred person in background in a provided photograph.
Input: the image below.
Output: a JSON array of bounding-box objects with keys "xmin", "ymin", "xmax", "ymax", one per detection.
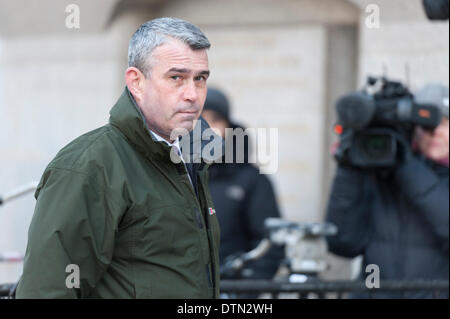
[
  {"xmin": 202, "ymin": 88, "xmax": 284, "ymax": 285},
  {"xmin": 326, "ymin": 84, "xmax": 449, "ymax": 298}
]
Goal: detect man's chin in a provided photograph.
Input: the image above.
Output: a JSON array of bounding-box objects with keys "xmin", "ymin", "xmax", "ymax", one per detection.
[{"xmin": 170, "ymin": 121, "xmax": 196, "ymax": 137}]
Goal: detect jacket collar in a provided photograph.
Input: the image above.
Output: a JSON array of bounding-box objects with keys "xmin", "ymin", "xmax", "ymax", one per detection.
[{"xmin": 109, "ymin": 87, "xmax": 224, "ymax": 166}]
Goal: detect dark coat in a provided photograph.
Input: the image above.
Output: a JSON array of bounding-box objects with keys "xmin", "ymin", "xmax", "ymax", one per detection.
[
  {"xmin": 326, "ymin": 156, "xmax": 449, "ymax": 298},
  {"xmin": 16, "ymin": 88, "xmax": 222, "ymax": 299},
  {"xmin": 208, "ymin": 156, "xmax": 284, "ymax": 280}
]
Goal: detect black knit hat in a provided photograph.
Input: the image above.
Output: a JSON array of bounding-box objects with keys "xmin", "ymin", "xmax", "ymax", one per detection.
[{"xmin": 203, "ymin": 87, "xmax": 231, "ymax": 123}]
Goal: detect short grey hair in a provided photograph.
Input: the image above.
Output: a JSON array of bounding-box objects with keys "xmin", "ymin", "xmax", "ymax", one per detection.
[{"xmin": 128, "ymin": 17, "xmax": 211, "ymax": 77}]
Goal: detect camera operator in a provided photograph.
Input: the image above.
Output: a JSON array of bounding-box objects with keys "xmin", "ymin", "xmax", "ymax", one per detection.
[{"xmin": 326, "ymin": 83, "xmax": 449, "ymax": 298}]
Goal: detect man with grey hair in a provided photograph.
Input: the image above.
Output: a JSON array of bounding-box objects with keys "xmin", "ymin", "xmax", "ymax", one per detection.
[{"xmin": 16, "ymin": 17, "xmax": 222, "ymax": 299}]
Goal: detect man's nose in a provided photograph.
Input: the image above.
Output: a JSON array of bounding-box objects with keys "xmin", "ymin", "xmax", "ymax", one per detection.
[{"xmin": 182, "ymin": 81, "xmax": 198, "ymax": 102}]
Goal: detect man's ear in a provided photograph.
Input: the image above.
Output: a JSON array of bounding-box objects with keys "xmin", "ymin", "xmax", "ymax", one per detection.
[{"xmin": 125, "ymin": 67, "xmax": 145, "ymax": 101}]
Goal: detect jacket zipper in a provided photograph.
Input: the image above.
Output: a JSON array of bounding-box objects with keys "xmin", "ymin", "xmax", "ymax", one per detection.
[
  {"xmin": 178, "ymin": 163, "xmax": 216, "ymax": 297},
  {"xmin": 197, "ymin": 169, "xmax": 219, "ymax": 298}
]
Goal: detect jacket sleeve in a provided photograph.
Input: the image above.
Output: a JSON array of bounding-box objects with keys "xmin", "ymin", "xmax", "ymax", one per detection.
[
  {"xmin": 325, "ymin": 166, "xmax": 373, "ymax": 258},
  {"xmin": 395, "ymin": 157, "xmax": 449, "ymax": 250},
  {"xmin": 242, "ymin": 174, "xmax": 284, "ymax": 279},
  {"xmin": 15, "ymin": 168, "xmax": 122, "ymax": 298}
]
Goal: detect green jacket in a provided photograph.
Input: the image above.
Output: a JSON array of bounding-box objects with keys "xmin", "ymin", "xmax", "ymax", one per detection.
[{"xmin": 16, "ymin": 88, "xmax": 222, "ymax": 299}]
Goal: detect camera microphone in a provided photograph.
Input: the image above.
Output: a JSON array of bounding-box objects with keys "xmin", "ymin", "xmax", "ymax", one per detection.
[{"xmin": 335, "ymin": 92, "xmax": 375, "ymax": 130}]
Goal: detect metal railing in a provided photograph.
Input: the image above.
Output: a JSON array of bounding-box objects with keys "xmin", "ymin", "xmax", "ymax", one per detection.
[
  {"xmin": 0, "ymin": 181, "xmax": 38, "ymax": 206},
  {"xmin": 220, "ymin": 279, "xmax": 449, "ymax": 299},
  {"xmin": 0, "ymin": 283, "xmax": 18, "ymax": 299},
  {"xmin": 2, "ymin": 280, "xmax": 447, "ymax": 299}
]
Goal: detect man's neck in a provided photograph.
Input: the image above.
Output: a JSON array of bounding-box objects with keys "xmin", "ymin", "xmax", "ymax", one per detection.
[{"xmin": 126, "ymin": 89, "xmax": 175, "ymax": 144}]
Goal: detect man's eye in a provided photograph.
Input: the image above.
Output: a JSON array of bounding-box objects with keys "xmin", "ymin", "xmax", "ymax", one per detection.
[
  {"xmin": 170, "ymin": 75, "xmax": 181, "ymax": 81},
  {"xmin": 195, "ymin": 76, "xmax": 207, "ymax": 82}
]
